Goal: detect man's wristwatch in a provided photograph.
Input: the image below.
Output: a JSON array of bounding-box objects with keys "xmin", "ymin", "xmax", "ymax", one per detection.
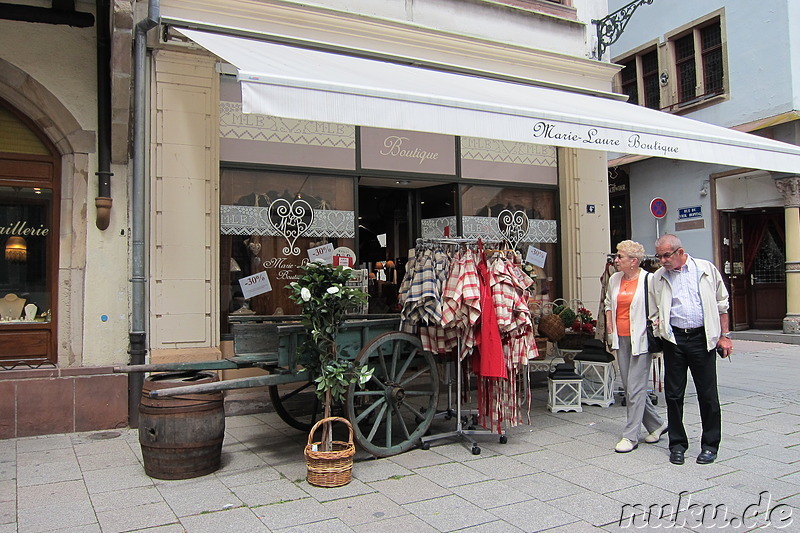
[{"xmin": 720, "ymin": 332, "xmax": 731, "ymax": 338}]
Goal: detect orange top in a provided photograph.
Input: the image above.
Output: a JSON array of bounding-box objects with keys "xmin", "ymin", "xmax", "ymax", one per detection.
[{"xmin": 616, "ymin": 277, "xmax": 638, "ymax": 336}]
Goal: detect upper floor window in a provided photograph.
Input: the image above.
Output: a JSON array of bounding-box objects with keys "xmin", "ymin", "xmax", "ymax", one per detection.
[
  {"xmin": 620, "ymin": 48, "xmax": 660, "ymax": 110},
  {"xmin": 672, "ymin": 19, "xmax": 723, "ymax": 105},
  {"xmin": 614, "ymin": 14, "xmax": 726, "ymax": 114}
]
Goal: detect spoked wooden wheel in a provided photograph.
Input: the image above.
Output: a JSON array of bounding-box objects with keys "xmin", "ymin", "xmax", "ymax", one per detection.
[
  {"xmin": 268, "ymin": 382, "xmax": 325, "ymax": 432},
  {"xmin": 346, "ymin": 332, "xmax": 439, "ymax": 457}
]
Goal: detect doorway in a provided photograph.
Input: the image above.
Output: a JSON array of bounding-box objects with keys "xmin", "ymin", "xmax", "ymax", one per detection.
[
  {"xmin": 721, "ymin": 209, "xmax": 786, "ymax": 330},
  {"xmin": 358, "ymin": 181, "xmax": 456, "ymax": 313}
]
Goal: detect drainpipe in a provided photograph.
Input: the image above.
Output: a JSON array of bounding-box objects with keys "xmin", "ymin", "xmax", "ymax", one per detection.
[
  {"xmin": 95, "ymin": 0, "xmax": 112, "ymax": 230},
  {"xmin": 129, "ymin": 0, "xmax": 160, "ymax": 427}
]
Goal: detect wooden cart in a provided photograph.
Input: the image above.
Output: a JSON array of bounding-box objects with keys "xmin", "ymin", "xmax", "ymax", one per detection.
[{"xmin": 115, "ymin": 316, "xmax": 440, "ymax": 457}]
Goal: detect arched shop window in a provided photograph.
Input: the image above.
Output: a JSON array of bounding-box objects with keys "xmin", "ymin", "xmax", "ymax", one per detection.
[{"xmin": 0, "ymin": 100, "xmax": 60, "ymax": 366}]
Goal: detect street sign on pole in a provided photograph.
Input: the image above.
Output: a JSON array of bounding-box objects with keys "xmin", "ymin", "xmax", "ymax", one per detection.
[{"xmin": 650, "ymin": 197, "xmax": 667, "ymax": 236}]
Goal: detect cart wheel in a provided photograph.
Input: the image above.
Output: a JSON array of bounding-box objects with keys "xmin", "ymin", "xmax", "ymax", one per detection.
[
  {"xmin": 268, "ymin": 382, "xmax": 325, "ymax": 432},
  {"xmin": 346, "ymin": 332, "xmax": 439, "ymax": 457},
  {"xmin": 471, "ymin": 446, "xmax": 481, "ymax": 455},
  {"xmin": 499, "ymin": 435, "xmax": 508, "ymax": 444},
  {"xmin": 420, "ymin": 441, "xmax": 430, "ymax": 450}
]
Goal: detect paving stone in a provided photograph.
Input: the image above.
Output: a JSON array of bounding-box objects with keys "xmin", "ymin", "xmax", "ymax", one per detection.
[
  {"xmin": 546, "ymin": 439, "xmax": 609, "ymax": 460},
  {"xmin": 556, "ymin": 464, "xmax": 640, "ymax": 493},
  {"xmin": 465, "ymin": 454, "xmax": 540, "ymax": 480},
  {"xmin": 90, "ymin": 485, "xmax": 165, "ymax": 513},
  {"xmin": 709, "ymin": 470, "xmax": 800, "ymax": 500},
  {"xmin": 83, "ymin": 463, "xmax": 155, "ymax": 494},
  {"xmin": 351, "ymin": 457, "xmax": 413, "ymax": 483},
  {"xmin": 490, "ymin": 498, "xmax": 579, "ymax": 531},
  {"xmin": 17, "ymin": 479, "xmax": 89, "ymax": 510},
  {"xmin": 76, "ymin": 449, "xmax": 140, "ymax": 471},
  {"xmin": 17, "ymin": 500, "xmax": 97, "ymax": 533},
  {"xmin": 16, "ymin": 435, "xmax": 72, "ymax": 453},
  {"xmin": 302, "ymin": 477, "xmax": 376, "ymax": 502},
  {"xmin": 157, "ymin": 476, "xmax": 244, "ymax": 517},
  {"xmin": 350, "ymin": 513, "xmax": 439, "ymax": 533},
  {"xmin": 322, "ymin": 492, "xmax": 408, "ymax": 526},
  {"xmin": 180, "ymin": 507, "xmax": 269, "ymax": 533},
  {"xmin": 215, "ymin": 463, "xmax": 283, "ymax": 488},
  {"xmin": 451, "ymin": 520, "xmax": 524, "ymax": 532},
  {"xmin": 403, "ymin": 494, "xmax": 498, "ymax": 532},
  {"xmin": 513, "ymin": 449, "xmax": 586, "ymax": 473},
  {"xmin": 275, "ymin": 517, "xmax": 355, "ymax": 532},
  {"xmin": 450, "ymin": 479, "xmax": 531, "ymax": 509},
  {"xmin": 0, "ymin": 501, "xmax": 13, "ymax": 526},
  {"xmin": 230, "ymin": 478, "xmax": 309, "ymax": 507},
  {"xmin": 414, "ymin": 461, "xmax": 490, "ymax": 488},
  {"xmin": 387, "ymin": 448, "xmax": 452, "ymax": 470},
  {"xmin": 548, "ymin": 491, "xmax": 631, "ymax": 526},
  {"xmin": 16, "ymin": 459, "xmax": 82, "ymax": 487},
  {"xmin": 0, "ymin": 480, "xmax": 13, "ymax": 504},
  {"xmin": 253, "ymin": 497, "xmax": 335, "ymax": 529},
  {"xmin": 504, "ymin": 471, "xmax": 584, "ymax": 501},
  {"xmin": 368, "ymin": 474, "xmax": 451, "ymax": 505},
  {"xmin": 96, "ymin": 501, "xmax": 178, "ymax": 533},
  {"xmin": 720, "ymin": 454, "xmax": 800, "ymax": 478}
]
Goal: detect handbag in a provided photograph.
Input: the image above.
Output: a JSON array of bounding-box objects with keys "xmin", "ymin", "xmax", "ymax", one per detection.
[{"xmin": 644, "ymin": 273, "xmax": 663, "ymax": 354}]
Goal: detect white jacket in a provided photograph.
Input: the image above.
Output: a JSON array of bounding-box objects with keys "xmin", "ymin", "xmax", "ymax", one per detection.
[
  {"xmin": 650, "ymin": 256, "xmax": 730, "ymax": 351},
  {"xmin": 604, "ymin": 268, "xmax": 649, "ymax": 356}
]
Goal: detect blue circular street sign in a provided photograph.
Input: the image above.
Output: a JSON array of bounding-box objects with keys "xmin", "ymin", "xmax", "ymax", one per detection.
[{"xmin": 650, "ymin": 197, "xmax": 667, "ymax": 219}]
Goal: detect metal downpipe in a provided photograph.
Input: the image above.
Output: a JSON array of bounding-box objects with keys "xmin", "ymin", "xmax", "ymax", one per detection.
[{"xmin": 129, "ymin": 0, "xmax": 159, "ymax": 428}]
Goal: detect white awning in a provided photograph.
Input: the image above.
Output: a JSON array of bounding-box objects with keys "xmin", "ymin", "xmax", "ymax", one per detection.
[{"xmin": 179, "ymin": 28, "xmax": 800, "ymax": 174}]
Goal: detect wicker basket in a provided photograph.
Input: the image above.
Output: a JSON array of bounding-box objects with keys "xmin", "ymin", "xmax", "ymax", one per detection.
[
  {"xmin": 305, "ymin": 416, "xmax": 355, "ymax": 488},
  {"xmin": 538, "ymin": 314, "xmax": 566, "ymax": 343},
  {"xmin": 531, "ymin": 336, "xmax": 548, "ymax": 360}
]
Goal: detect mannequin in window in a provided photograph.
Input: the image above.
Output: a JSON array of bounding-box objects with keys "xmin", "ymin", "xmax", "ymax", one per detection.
[{"xmin": 0, "ymin": 293, "xmax": 26, "ymax": 320}]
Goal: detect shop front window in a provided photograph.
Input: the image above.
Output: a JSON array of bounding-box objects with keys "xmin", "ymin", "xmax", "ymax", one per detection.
[
  {"xmin": 0, "ymin": 186, "xmax": 52, "ymax": 323},
  {"xmin": 220, "ymin": 169, "xmax": 356, "ymax": 328},
  {"xmin": 460, "ymin": 185, "xmax": 559, "ymax": 300}
]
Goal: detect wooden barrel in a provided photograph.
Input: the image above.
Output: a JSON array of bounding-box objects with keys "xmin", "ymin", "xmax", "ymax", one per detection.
[{"xmin": 138, "ymin": 371, "xmax": 225, "ymax": 480}]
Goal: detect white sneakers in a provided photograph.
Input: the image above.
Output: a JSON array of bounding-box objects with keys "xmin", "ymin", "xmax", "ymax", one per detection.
[
  {"xmin": 615, "ymin": 438, "xmax": 638, "ymax": 453},
  {"xmin": 644, "ymin": 423, "xmax": 669, "ymax": 444}
]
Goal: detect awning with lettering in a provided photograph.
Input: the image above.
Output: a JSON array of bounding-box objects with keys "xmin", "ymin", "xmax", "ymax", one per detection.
[{"xmin": 178, "ymin": 28, "xmax": 800, "ymax": 174}]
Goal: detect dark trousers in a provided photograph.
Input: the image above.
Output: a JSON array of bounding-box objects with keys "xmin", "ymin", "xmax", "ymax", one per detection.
[{"xmin": 662, "ymin": 328, "xmax": 721, "ymax": 453}]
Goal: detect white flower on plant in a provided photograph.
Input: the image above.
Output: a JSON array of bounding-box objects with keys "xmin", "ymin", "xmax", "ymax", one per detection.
[
  {"xmin": 290, "ymin": 281, "xmax": 298, "ymax": 287},
  {"xmin": 327, "ymin": 286, "xmax": 340, "ymax": 295},
  {"xmin": 300, "ymin": 287, "xmax": 311, "ymax": 302}
]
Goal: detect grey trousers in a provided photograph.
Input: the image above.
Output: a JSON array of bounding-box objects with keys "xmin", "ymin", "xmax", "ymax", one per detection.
[{"xmin": 617, "ymin": 337, "xmax": 664, "ymax": 443}]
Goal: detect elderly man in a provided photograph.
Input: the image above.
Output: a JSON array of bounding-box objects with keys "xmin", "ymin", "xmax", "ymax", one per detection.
[{"xmin": 650, "ymin": 234, "xmax": 733, "ymax": 465}]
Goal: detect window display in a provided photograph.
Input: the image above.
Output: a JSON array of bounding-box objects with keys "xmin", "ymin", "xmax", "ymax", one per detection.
[
  {"xmin": 0, "ymin": 186, "xmax": 52, "ymax": 323},
  {"xmin": 220, "ymin": 170, "xmax": 356, "ymax": 326}
]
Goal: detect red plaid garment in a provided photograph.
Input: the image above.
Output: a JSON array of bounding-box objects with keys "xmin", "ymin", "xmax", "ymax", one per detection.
[{"xmin": 441, "ymin": 250, "xmax": 481, "ymax": 359}]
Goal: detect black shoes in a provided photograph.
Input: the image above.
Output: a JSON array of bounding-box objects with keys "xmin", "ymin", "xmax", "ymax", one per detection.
[
  {"xmin": 669, "ymin": 450, "xmax": 685, "ymax": 465},
  {"xmin": 696, "ymin": 450, "xmax": 717, "ymax": 464}
]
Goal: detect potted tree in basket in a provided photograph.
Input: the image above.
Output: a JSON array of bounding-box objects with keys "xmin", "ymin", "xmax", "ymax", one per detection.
[{"xmin": 287, "ymin": 262, "xmax": 372, "ymax": 487}]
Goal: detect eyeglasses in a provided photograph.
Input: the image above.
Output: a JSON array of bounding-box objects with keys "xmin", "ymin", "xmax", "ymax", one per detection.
[
  {"xmin": 615, "ymin": 253, "xmax": 631, "ymax": 260},
  {"xmin": 655, "ymin": 249, "xmax": 680, "ymax": 260}
]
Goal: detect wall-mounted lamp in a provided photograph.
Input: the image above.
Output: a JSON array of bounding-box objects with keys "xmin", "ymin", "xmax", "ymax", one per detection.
[
  {"xmin": 5, "ymin": 236, "xmax": 27, "ymax": 262},
  {"xmin": 700, "ymin": 180, "xmax": 710, "ymax": 197}
]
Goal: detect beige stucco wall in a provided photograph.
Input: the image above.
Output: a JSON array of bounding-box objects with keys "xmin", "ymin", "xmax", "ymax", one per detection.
[
  {"xmin": 0, "ymin": 11, "xmax": 131, "ymax": 367},
  {"xmin": 559, "ymin": 148, "xmax": 611, "ymax": 316}
]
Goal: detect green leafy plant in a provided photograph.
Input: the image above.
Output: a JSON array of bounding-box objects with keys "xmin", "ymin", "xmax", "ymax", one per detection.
[
  {"xmin": 286, "ymin": 262, "xmax": 372, "ymax": 449},
  {"xmin": 552, "ymin": 303, "xmax": 577, "ymax": 328}
]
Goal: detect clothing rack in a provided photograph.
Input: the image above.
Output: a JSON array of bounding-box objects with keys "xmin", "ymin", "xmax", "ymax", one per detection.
[{"xmin": 413, "ymin": 237, "xmax": 507, "ymax": 455}]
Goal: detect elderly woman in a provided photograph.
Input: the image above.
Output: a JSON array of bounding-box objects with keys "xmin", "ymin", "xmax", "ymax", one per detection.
[{"xmin": 604, "ymin": 240, "xmax": 667, "ymax": 453}]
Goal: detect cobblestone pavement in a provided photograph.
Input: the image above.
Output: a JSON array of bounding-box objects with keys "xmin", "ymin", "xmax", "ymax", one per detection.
[{"xmin": 1, "ymin": 339, "xmax": 798, "ymax": 532}]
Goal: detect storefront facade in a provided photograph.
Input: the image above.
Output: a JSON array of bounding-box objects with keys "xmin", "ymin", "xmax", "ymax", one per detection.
[
  {"xmin": 147, "ymin": 0, "xmax": 617, "ymax": 367},
  {"xmin": 0, "ymin": 3, "xmax": 132, "ymax": 437}
]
